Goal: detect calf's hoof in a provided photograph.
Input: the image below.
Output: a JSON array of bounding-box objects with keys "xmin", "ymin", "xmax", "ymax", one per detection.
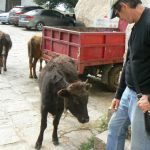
[
  {"xmin": 52, "ymin": 139, "xmax": 59, "ymax": 145},
  {"xmin": 4, "ymin": 68, "xmax": 7, "ymax": 71},
  {"xmin": 33, "ymin": 75, "xmax": 38, "ymax": 79},
  {"xmin": 35, "ymin": 142, "xmax": 42, "ymax": 150},
  {"xmin": 29, "ymin": 75, "xmax": 33, "ymax": 78}
]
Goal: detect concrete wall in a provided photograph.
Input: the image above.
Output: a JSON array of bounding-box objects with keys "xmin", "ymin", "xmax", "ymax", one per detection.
[
  {"xmin": 21, "ymin": 0, "xmax": 37, "ymax": 6},
  {"xmin": 0, "ymin": 0, "xmax": 6, "ymax": 11}
]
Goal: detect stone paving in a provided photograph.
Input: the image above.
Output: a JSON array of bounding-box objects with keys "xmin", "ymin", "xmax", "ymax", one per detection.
[{"xmin": 0, "ymin": 24, "xmax": 113, "ymax": 150}]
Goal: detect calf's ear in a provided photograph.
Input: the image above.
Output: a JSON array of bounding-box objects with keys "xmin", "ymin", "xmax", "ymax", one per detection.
[
  {"xmin": 85, "ymin": 83, "xmax": 92, "ymax": 91},
  {"xmin": 57, "ymin": 89, "xmax": 70, "ymax": 97}
]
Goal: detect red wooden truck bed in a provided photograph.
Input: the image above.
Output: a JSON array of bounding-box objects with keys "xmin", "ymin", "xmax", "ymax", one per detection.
[{"xmin": 41, "ymin": 26, "xmax": 126, "ymax": 91}]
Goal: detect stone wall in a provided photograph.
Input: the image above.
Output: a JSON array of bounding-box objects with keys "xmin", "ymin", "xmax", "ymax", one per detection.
[
  {"xmin": 75, "ymin": 0, "xmax": 150, "ymax": 52},
  {"xmin": 75, "ymin": 0, "xmax": 110, "ymax": 27},
  {"xmin": 75, "ymin": 0, "xmax": 150, "ymax": 27}
]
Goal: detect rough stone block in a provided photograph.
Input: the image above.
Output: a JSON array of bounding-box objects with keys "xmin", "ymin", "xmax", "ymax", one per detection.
[
  {"xmin": 94, "ymin": 130, "xmax": 131, "ymax": 150},
  {"xmin": 94, "ymin": 131, "xmax": 107, "ymax": 150}
]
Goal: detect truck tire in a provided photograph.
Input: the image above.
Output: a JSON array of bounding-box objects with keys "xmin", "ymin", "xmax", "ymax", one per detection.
[
  {"xmin": 79, "ymin": 74, "xmax": 87, "ymax": 81},
  {"xmin": 108, "ymin": 65, "xmax": 122, "ymax": 92},
  {"xmin": 69, "ymin": 22, "xmax": 75, "ymax": 27}
]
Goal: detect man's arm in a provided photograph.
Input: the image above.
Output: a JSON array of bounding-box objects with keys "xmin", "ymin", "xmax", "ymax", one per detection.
[
  {"xmin": 115, "ymin": 63, "xmax": 126, "ymax": 100},
  {"xmin": 110, "ymin": 64, "xmax": 127, "ymax": 111}
]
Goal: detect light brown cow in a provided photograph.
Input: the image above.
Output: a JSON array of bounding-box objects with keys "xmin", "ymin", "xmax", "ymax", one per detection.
[{"xmin": 28, "ymin": 35, "xmax": 42, "ymax": 79}]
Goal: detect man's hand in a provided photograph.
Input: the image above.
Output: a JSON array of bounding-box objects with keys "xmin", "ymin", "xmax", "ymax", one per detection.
[
  {"xmin": 110, "ymin": 98, "xmax": 120, "ymax": 112},
  {"xmin": 138, "ymin": 95, "xmax": 150, "ymax": 113}
]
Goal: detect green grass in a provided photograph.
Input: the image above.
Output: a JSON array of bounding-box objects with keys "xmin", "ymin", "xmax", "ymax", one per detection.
[
  {"xmin": 97, "ymin": 115, "xmax": 108, "ymax": 133},
  {"xmin": 79, "ymin": 136, "xmax": 94, "ymax": 150},
  {"xmin": 79, "ymin": 114, "xmax": 108, "ymax": 150}
]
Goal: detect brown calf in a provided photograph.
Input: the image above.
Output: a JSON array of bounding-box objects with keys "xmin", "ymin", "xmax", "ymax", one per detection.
[
  {"xmin": 0, "ymin": 31, "xmax": 12, "ymax": 74},
  {"xmin": 28, "ymin": 35, "xmax": 42, "ymax": 79},
  {"xmin": 35, "ymin": 55, "xmax": 91, "ymax": 149}
]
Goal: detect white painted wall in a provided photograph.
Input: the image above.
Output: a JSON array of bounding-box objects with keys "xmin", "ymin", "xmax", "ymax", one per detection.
[
  {"xmin": 0, "ymin": 0, "xmax": 6, "ymax": 11},
  {"xmin": 21, "ymin": 0, "xmax": 37, "ymax": 6}
]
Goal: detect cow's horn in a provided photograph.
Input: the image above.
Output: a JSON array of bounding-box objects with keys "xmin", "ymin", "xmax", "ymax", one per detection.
[{"xmin": 85, "ymin": 79, "xmax": 88, "ymax": 83}]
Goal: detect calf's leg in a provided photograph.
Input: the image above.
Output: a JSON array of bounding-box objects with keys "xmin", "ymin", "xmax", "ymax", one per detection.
[
  {"xmin": 52, "ymin": 112, "xmax": 63, "ymax": 145},
  {"xmin": 0, "ymin": 50, "xmax": 3, "ymax": 74},
  {"xmin": 0, "ymin": 57, "xmax": 2, "ymax": 74},
  {"xmin": 29, "ymin": 57, "xmax": 33, "ymax": 78},
  {"xmin": 3, "ymin": 48, "xmax": 8, "ymax": 71},
  {"xmin": 33, "ymin": 58, "xmax": 38, "ymax": 79},
  {"xmin": 35, "ymin": 106, "xmax": 48, "ymax": 150}
]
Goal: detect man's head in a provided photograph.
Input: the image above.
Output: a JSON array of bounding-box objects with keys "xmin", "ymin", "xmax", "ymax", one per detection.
[{"xmin": 111, "ymin": 0, "xmax": 142, "ymax": 19}]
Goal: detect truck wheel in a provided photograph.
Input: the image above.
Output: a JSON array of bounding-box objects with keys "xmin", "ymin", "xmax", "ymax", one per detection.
[
  {"xmin": 36, "ymin": 22, "xmax": 44, "ymax": 31},
  {"xmin": 108, "ymin": 65, "xmax": 122, "ymax": 92},
  {"xmin": 69, "ymin": 22, "xmax": 75, "ymax": 27},
  {"xmin": 79, "ymin": 74, "xmax": 87, "ymax": 81}
]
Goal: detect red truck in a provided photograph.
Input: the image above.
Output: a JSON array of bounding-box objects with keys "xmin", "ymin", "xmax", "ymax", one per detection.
[{"xmin": 41, "ymin": 21, "xmax": 127, "ymax": 92}]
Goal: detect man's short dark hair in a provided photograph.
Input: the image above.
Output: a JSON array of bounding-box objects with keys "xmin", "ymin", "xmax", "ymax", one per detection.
[{"xmin": 111, "ymin": 0, "xmax": 142, "ymax": 18}]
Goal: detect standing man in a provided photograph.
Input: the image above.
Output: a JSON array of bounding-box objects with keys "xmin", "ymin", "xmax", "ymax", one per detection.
[{"xmin": 106, "ymin": 0, "xmax": 150, "ymax": 150}]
